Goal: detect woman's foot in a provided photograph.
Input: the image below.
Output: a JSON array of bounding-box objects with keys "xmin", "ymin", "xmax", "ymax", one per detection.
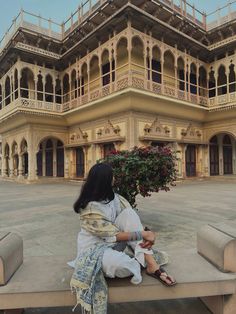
[
  {"xmin": 145, "ymin": 255, "xmax": 176, "ymax": 287},
  {"xmin": 146, "ymin": 266, "xmax": 176, "ymax": 286}
]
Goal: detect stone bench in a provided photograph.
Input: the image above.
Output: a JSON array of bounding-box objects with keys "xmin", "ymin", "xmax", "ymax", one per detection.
[{"xmin": 0, "ymin": 224, "xmax": 236, "ymax": 314}]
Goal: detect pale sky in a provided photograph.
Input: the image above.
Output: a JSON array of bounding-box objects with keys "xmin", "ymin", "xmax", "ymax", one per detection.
[{"xmin": 0, "ymin": 0, "xmax": 232, "ymax": 40}]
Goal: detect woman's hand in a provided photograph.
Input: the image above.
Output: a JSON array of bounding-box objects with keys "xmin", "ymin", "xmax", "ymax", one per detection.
[{"xmin": 140, "ymin": 230, "xmax": 156, "ymax": 249}]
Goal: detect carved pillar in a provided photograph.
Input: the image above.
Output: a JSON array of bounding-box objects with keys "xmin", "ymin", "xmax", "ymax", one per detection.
[
  {"xmin": 64, "ymin": 148, "xmax": 69, "ymax": 179},
  {"xmin": 9, "ymin": 156, "xmax": 14, "ymax": 178},
  {"xmin": 82, "ymin": 146, "xmax": 89, "ymax": 177},
  {"xmin": 10, "ymin": 75, "xmax": 13, "ymax": 103},
  {"xmin": 18, "ymin": 154, "xmax": 23, "ymax": 178},
  {"xmin": 28, "ymin": 144, "xmax": 38, "ymax": 181}
]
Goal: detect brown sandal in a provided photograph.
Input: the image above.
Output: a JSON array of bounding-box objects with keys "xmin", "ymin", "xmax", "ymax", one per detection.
[{"xmin": 147, "ymin": 267, "xmax": 177, "ymax": 287}]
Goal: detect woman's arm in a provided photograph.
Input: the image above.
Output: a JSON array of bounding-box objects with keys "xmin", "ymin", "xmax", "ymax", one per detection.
[{"xmin": 116, "ymin": 230, "xmax": 156, "ymax": 248}]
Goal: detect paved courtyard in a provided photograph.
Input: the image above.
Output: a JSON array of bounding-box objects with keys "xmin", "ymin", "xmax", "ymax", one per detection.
[{"xmin": 0, "ymin": 178, "xmax": 236, "ymax": 313}]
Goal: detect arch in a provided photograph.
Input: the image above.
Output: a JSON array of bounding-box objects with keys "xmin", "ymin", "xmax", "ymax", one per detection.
[
  {"xmin": 45, "ymin": 74, "xmax": 53, "ymax": 102},
  {"xmin": 81, "ymin": 63, "xmax": 88, "ymax": 96},
  {"xmin": 217, "ymin": 65, "xmax": 227, "ymax": 95},
  {"xmin": 190, "ymin": 63, "xmax": 197, "ymax": 94},
  {"xmin": 131, "ymin": 36, "xmax": 144, "ymax": 70},
  {"xmin": 63, "ymin": 73, "xmax": 70, "ymax": 102},
  {"xmin": 101, "ymin": 49, "xmax": 115, "ymax": 86},
  {"xmin": 71, "ymin": 69, "xmax": 77, "ymax": 99},
  {"xmin": 177, "ymin": 57, "xmax": 185, "ymax": 91},
  {"xmin": 116, "ymin": 37, "xmax": 128, "ymax": 71},
  {"xmin": 208, "ymin": 68, "xmax": 216, "ymax": 98},
  {"xmin": 199, "ymin": 66, "xmax": 207, "ymax": 96},
  {"xmin": 163, "ymin": 50, "xmax": 175, "ymax": 88},
  {"xmin": 14, "ymin": 69, "xmax": 19, "ymax": 100},
  {"xmin": 37, "ymin": 73, "xmax": 43, "ymax": 101},
  {"xmin": 21, "ymin": 68, "xmax": 35, "ymax": 99},
  {"xmin": 5, "ymin": 76, "xmax": 11, "ymax": 106},
  {"xmin": 229, "ymin": 63, "xmax": 236, "ymax": 93},
  {"xmin": 89, "ymin": 55, "xmax": 100, "ymax": 91},
  {"xmin": 151, "ymin": 46, "xmax": 162, "ymax": 83},
  {"xmin": 55, "ymin": 78, "xmax": 62, "ymax": 104}
]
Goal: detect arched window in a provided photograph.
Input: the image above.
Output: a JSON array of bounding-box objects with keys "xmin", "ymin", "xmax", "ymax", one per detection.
[
  {"xmin": 116, "ymin": 38, "xmax": 128, "ymax": 72},
  {"xmin": 63, "ymin": 74, "xmax": 70, "ymax": 102},
  {"xmin": 45, "ymin": 74, "xmax": 53, "ymax": 102},
  {"xmin": 55, "ymin": 78, "xmax": 62, "ymax": 104},
  {"xmin": 151, "ymin": 46, "xmax": 162, "ymax": 84},
  {"xmin": 198, "ymin": 66, "xmax": 207, "ymax": 96},
  {"xmin": 208, "ymin": 69, "xmax": 216, "ymax": 98},
  {"xmin": 71, "ymin": 70, "xmax": 77, "ymax": 99},
  {"xmin": 5, "ymin": 76, "xmax": 11, "ymax": 105},
  {"xmin": 229, "ymin": 63, "xmax": 236, "ymax": 93},
  {"xmin": 21, "ymin": 68, "xmax": 35, "ymax": 99},
  {"xmin": 14, "ymin": 69, "xmax": 19, "ymax": 99},
  {"xmin": 177, "ymin": 57, "xmax": 185, "ymax": 91},
  {"xmin": 131, "ymin": 36, "xmax": 144, "ymax": 73},
  {"xmin": 190, "ymin": 63, "xmax": 197, "ymax": 95},
  {"xmin": 217, "ymin": 65, "xmax": 227, "ymax": 95},
  {"xmin": 163, "ymin": 50, "xmax": 175, "ymax": 88},
  {"xmin": 81, "ymin": 63, "xmax": 88, "ymax": 96},
  {"xmin": 102, "ymin": 49, "xmax": 115, "ymax": 86},
  {"xmin": 37, "ymin": 74, "xmax": 43, "ymax": 101},
  {"xmin": 90, "ymin": 55, "xmax": 99, "ymax": 92}
]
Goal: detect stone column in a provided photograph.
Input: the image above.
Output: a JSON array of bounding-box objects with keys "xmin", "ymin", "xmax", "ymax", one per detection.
[
  {"xmin": 9, "ymin": 157, "xmax": 14, "ymax": 178},
  {"xmin": 204, "ymin": 144, "xmax": 210, "ymax": 177},
  {"xmin": 18, "ymin": 154, "xmax": 23, "ymax": 179},
  {"xmin": 2, "ymin": 156, "xmax": 6, "ymax": 177},
  {"xmin": 64, "ymin": 148, "xmax": 70, "ymax": 179},
  {"xmin": 28, "ymin": 149, "xmax": 38, "ymax": 181}
]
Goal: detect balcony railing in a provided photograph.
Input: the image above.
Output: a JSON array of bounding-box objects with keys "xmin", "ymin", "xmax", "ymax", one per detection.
[
  {"xmin": 0, "ymin": 97, "xmax": 63, "ymax": 120},
  {"xmin": 2, "ymin": 69, "xmax": 236, "ymax": 120},
  {"xmin": 1, "ymin": 0, "xmax": 236, "ymax": 57}
]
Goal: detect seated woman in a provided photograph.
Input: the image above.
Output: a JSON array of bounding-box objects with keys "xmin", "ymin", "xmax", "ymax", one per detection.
[{"xmin": 70, "ymin": 163, "xmax": 176, "ymax": 313}]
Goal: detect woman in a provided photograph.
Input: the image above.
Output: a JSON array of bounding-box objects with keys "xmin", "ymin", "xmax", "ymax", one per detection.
[{"xmin": 70, "ymin": 163, "xmax": 176, "ymax": 313}]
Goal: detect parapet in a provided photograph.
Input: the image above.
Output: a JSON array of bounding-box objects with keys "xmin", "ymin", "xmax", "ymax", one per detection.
[
  {"xmin": 0, "ymin": 232, "xmax": 23, "ymax": 285},
  {"xmin": 197, "ymin": 223, "xmax": 236, "ymax": 273}
]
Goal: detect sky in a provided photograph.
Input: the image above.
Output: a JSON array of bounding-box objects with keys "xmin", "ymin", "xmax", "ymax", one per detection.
[{"xmin": 0, "ymin": 0, "xmax": 232, "ymax": 40}]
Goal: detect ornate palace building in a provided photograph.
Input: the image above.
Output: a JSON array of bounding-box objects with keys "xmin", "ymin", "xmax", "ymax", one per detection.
[{"xmin": 0, "ymin": 0, "xmax": 236, "ymax": 181}]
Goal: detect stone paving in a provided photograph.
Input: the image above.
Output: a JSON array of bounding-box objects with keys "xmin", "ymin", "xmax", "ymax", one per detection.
[{"xmin": 0, "ymin": 178, "xmax": 236, "ymax": 313}]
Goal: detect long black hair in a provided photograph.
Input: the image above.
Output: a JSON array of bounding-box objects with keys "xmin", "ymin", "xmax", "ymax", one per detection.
[{"xmin": 73, "ymin": 163, "xmax": 115, "ymax": 213}]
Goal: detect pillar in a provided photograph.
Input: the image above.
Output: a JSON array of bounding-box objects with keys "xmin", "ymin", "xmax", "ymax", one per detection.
[
  {"xmin": 28, "ymin": 149, "xmax": 38, "ymax": 181},
  {"xmin": 18, "ymin": 154, "xmax": 23, "ymax": 178},
  {"xmin": 218, "ymin": 135, "xmax": 224, "ymax": 175},
  {"xmin": 9, "ymin": 156, "xmax": 14, "ymax": 178}
]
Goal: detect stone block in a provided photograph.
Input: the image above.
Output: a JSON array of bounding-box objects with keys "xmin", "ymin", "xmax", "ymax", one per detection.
[
  {"xmin": 197, "ymin": 223, "xmax": 236, "ymax": 273},
  {"xmin": 0, "ymin": 232, "xmax": 23, "ymax": 285}
]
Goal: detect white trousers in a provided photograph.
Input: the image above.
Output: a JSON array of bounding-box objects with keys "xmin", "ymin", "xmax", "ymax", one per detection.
[{"xmin": 102, "ymin": 208, "xmax": 153, "ymax": 285}]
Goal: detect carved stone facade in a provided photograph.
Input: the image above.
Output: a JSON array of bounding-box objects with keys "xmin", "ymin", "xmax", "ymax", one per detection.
[{"xmin": 0, "ymin": 0, "xmax": 236, "ymax": 181}]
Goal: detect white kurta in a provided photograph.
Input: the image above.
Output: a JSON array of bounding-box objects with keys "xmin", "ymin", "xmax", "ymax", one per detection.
[{"xmin": 69, "ymin": 194, "xmax": 153, "ymax": 285}]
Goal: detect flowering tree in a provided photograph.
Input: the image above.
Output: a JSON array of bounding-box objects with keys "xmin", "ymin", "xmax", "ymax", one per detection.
[{"xmin": 101, "ymin": 146, "xmax": 177, "ymax": 207}]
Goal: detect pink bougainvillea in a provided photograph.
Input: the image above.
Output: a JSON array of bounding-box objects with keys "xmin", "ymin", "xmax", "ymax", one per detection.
[{"xmin": 101, "ymin": 146, "xmax": 177, "ymax": 208}]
